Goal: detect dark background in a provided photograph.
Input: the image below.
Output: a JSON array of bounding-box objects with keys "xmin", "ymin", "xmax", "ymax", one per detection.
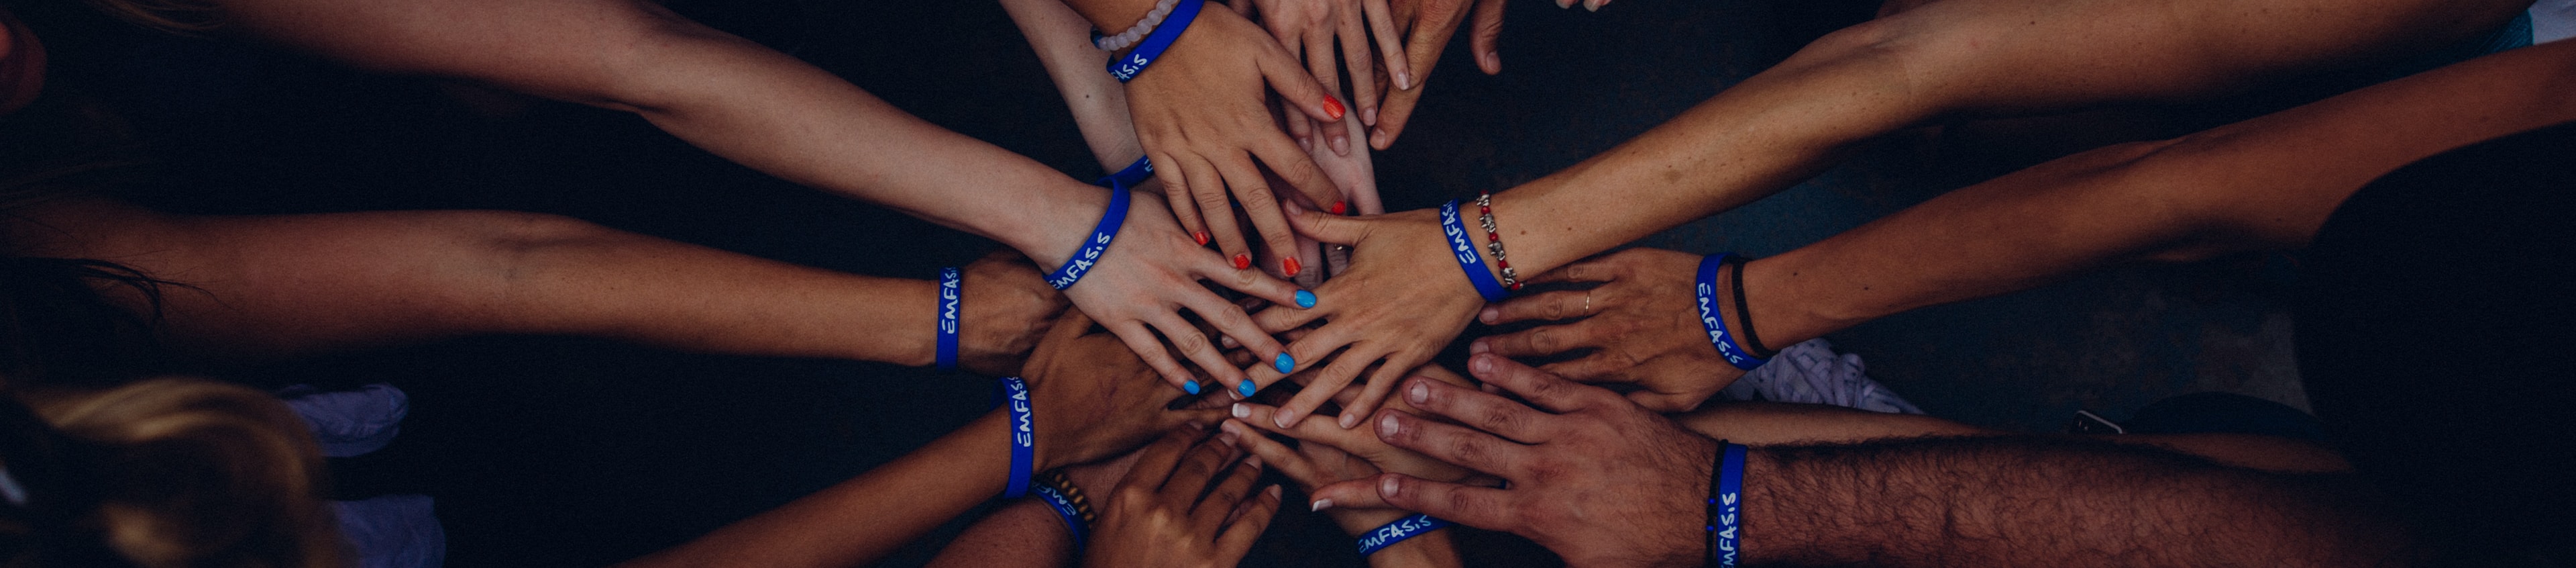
[{"xmin": 11, "ymin": 0, "xmax": 2329, "ymax": 565}]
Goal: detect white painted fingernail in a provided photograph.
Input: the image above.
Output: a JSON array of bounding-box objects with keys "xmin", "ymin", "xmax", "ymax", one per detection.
[
  {"xmin": 1311, "ymin": 499, "xmax": 1335, "ymax": 511},
  {"xmin": 1232, "ymin": 403, "xmax": 1250, "ymax": 418}
]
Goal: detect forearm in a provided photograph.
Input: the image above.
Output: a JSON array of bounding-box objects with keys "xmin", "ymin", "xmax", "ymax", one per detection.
[
  {"xmin": 925, "ymin": 500, "xmax": 1077, "ymax": 568},
  {"xmin": 1004, "ymin": 0, "xmax": 1144, "ymax": 170},
  {"xmin": 1749, "ymin": 39, "xmax": 2576, "ymax": 346},
  {"xmin": 1477, "ymin": 0, "xmax": 2528, "ymax": 279},
  {"xmin": 1739, "ymin": 436, "xmax": 2411, "ymax": 566},
  {"xmin": 622, "ymin": 412, "xmax": 1016, "ymax": 568},
  {"xmin": 1682, "ymin": 402, "xmax": 2350, "ymax": 473},
  {"xmin": 4, "ymin": 200, "xmax": 941, "ymax": 364}
]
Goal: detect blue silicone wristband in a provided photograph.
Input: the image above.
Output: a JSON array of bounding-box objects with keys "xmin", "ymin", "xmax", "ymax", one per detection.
[
  {"xmin": 1709, "ymin": 442, "xmax": 1747, "ymax": 567},
  {"xmin": 1108, "ymin": 0, "xmax": 1203, "ymax": 82},
  {"xmin": 936, "ymin": 267, "xmax": 961, "ymax": 371},
  {"xmin": 1045, "ymin": 188, "xmax": 1131, "ymax": 290},
  {"xmin": 1098, "ymin": 156, "xmax": 1155, "ymax": 190},
  {"xmin": 1440, "ymin": 200, "xmax": 1510, "ymax": 302},
  {"xmin": 999, "ymin": 377, "xmax": 1036, "ymax": 498},
  {"xmin": 1356, "ymin": 514, "xmax": 1452, "ymax": 556},
  {"xmin": 1034, "ymin": 483, "xmax": 1089, "ymax": 551},
  {"xmin": 1695, "ymin": 254, "xmax": 1768, "ymax": 371}
]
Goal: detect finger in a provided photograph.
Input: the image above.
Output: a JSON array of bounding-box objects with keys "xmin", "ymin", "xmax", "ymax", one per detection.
[
  {"xmin": 1213, "ymin": 153, "xmax": 1307, "ymax": 279},
  {"xmin": 1359, "ymin": 0, "xmax": 1408, "ymax": 91},
  {"xmin": 1301, "ymin": 33, "xmax": 1352, "ymax": 156},
  {"xmin": 1224, "ymin": 419, "xmax": 1329, "ymax": 490},
  {"xmin": 1234, "ymin": 401, "xmax": 1377, "ymax": 452},
  {"xmin": 1152, "ymin": 152, "xmax": 1210, "ymax": 247},
  {"xmin": 1369, "ymin": 80, "xmax": 1422, "ymax": 150},
  {"xmin": 1271, "ymin": 342, "xmax": 1379, "ymax": 429},
  {"xmin": 1482, "ymin": 289, "xmax": 1600, "ymax": 326},
  {"xmin": 1177, "ymin": 285, "xmax": 1291, "ymax": 390},
  {"xmin": 1535, "ymin": 352, "xmax": 1634, "ymax": 383},
  {"xmin": 1256, "ymin": 37, "xmax": 1344, "ymax": 126},
  {"xmin": 1282, "ymin": 100, "xmax": 1314, "ymax": 152},
  {"xmin": 1248, "ymin": 294, "xmax": 1330, "ymax": 336},
  {"xmin": 1396, "ymin": 1, "xmax": 1458, "ymax": 96},
  {"xmin": 1150, "ymin": 310, "xmax": 1248, "ymax": 387},
  {"xmin": 1469, "ymin": 0, "xmax": 1507, "ymax": 74},
  {"xmin": 1625, "ymin": 389, "xmax": 1708, "ymax": 413},
  {"xmin": 1372, "ymin": 406, "xmax": 1533, "ymax": 477},
  {"xmin": 1336, "ymin": 1, "xmax": 1381, "ymax": 126},
  {"xmin": 1524, "ymin": 254, "xmax": 1619, "ymax": 285},
  {"xmin": 1467, "ymin": 352, "xmax": 1613, "ymax": 414},
  {"xmin": 1160, "ymin": 429, "xmax": 1242, "ymax": 497},
  {"xmin": 1395, "ymin": 375, "xmax": 1557, "ymax": 443},
  {"xmin": 1474, "ymin": 320, "xmax": 1599, "ymax": 360},
  {"xmin": 1198, "ymin": 249, "xmax": 1307, "ymax": 310},
  {"xmin": 1333, "ymin": 350, "xmax": 1423, "ymax": 429},
  {"xmin": 1371, "ymin": 473, "xmax": 1517, "ymax": 532},
  {"xmin": 1109, "ymin": 317, "xmax": 1204, "ymax": 391},
  {"xmin": 1213, "ymin": 485, "xmax": 1283, "ymax": 559},
  {"xmin": 1118, "ymin": 426, "xmax": 1211, "ymax": 494},
  {"xmin": 1280, "ymin": 197, "xmax": 1373, "ymax": 245},
  {"xmin": 1253, "ymin": 134, "xmax": 1344, "ymax": 220},
  {"xmin": 1191, "ymin": 449, "xmax": 1267, "ymax": 532},
  {"xmin": 1183, "ymin": 156, "xmax": 1254, "ymax": 272}
]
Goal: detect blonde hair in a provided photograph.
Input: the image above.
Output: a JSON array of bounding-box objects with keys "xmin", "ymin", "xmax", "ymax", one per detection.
[{"xmin": 7, "ymin": 378, "xmax": 345, "ymax": 568}]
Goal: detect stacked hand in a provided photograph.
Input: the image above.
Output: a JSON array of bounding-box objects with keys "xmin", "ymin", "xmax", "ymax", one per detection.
[
  {"xmin": 1081, "ymin": 425, "xmax": 1283, "ymax": 568},
  {"xmin": 1060, "ymin": 189, "xmax": 1311, "ymax": 394},
  {"xmin": 1022, "ymin": 308, "xmax": 1230, "ymax": 469},
  {"xmin": 1244, "ymin": 204, "xmax": 1489, "ymax": 430},
  {"xmin": 1471, "ymin": 247, "xmax": 1748, "ymax": 412},
  {"xmin": 1311, "ymin": 354, "xmax": 1718, "ymax": 567},
  {"xmin": 956, "ymin": 250, "xmax": 1073, "ymax": 377}
]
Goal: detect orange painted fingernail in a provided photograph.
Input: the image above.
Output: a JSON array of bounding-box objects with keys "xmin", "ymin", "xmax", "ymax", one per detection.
[
  {"xmin": 1194, "ymin": 230, "xmax": 1211, "ymax": 245},
  {"xmin": 1233, "ymin": 252, "xmax": 1252, "ymax": 270},
  {"xmin": 1322, "ymin": 96, "xmax": 1346, "ymax": 120},
  {"xmin": 1330, "ymin": 201, "xmax": 1347, "ymax": 216},
  {"xmin": 1283, "ymin": 256, "xmax": 1302, "ymax": 276}
]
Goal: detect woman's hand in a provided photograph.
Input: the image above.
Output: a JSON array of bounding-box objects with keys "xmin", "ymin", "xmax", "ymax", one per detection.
[
  {"xmin": 959, "ymin": 250, "xmax": 1073, "ymax": 377},
  {"xmin": 1239, "ymin": 0, "xmax": 1385, "ymax": 154},
  {"xmin": 1125, "ymin": 3, "xmax": 1348, "ymax": 278},
  {"xmin": 1081, "ymin": 426, "xmax": 1284, "ymax": 568},
  {"xmin": 1242, "ymin": 203, "xmax": 1488, "ymax": 430},
  {"xmin": 1224, "ymin": 364, "xmax": 1478, "ymax": 486},
  {"xmin": 1060, "ymin": 190, "xmax": 1309, "ymax": 393},
  {"xmin": 1470, "ymin": 248, "xmax": 1745, "ymax": 412},
  {"xmin": 1024, "ymin": 309, "xmax": 1230, "ymax": 470}
]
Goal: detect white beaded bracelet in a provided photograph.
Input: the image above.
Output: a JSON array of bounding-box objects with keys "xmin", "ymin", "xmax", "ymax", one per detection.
[{"xmin": 1094, "ymin": 0, "xmax": 1183, "ymax": 51}]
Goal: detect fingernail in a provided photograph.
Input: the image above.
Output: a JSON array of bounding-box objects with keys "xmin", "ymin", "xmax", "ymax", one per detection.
[
  {"xmin": 1331, "ymin": 201, "xmax": 1348, "ymax": 216},
  {"xmin": 1330, "ymin": 135, "xmax": 1349, "ymax": 156},
  {"xmin": 1396, "ymin": 70, "xmax": 1413, "ymax": 91},
  {"xmin": 1295, "ymin": 289, "xmax": 1318, "ymax": 309},
  {"xmin": 1218, "ymin": 429, "xmax": 1241, "ymax": 446},
  {"xmin": 1240, "ymin": 379, "xmax": 1260, "ymax": 397},
  {"xmin": 1483, "ymin": 51, "xmax": 1502, "ymax": 72},
  {"xmin": 1233, "ymin": 253, "xmax": 1252, "ymax": 270},
  {"xmin": 1408, "ymin": 380, "xmax": 1430, "ymax": 404},
  {"xmin": 1274, "ymin": 409, "xmax": 1297, "ymax": 429},
  {"xmin": 1371, "ymin": 128, "xmax": 1389, "ymax": 149},
  {"xmin": 1283, "ymin": 256, "xmax": 1302, "ymax": 276},
  {"xmin": 1244, "ymin": 455, "xmax": 1263, "ymax": 469},
  {"xmin": 1299, "ymin": 136, "xmax": 1313, "ymax": 152},
  {"xmin": 1470, "ymin": 353, "xmax": 1494, "ymax": 375},
  {"xmin": 1311, "ymin": 499, "xmax": 1335, "ymax": 511},
  {"xmin": 1232, "ymin": 403, "xmax": 1250, "ymax": 418},
  {"xmin": 1363, "ymin": 107, "xmax": 1379, "ymax": 126},
  {"xmin": 1479, "ymin": 306, "xmax": 1499, "ymax": 324},
  {"xmin": 1185, "ymin": 380, "xmax": 1202, "ymax": 395},
  {"xmin": 1323, "ymin": 96, "xmax": 1346, "ymax": 120},
  {"xmin": 1273, "ymin": 352, "xmax": 1295, "ymax": 374},
  {"xmin": 1377, "ymin": 413, "xmax": 1401, "ymax": 438},
  {"xmin": 1338, "ymin": 412, "xmax": 1360, "ymax": 429},
  {"xmin": 1195, "ymin": 230, "xmax": 1212, "ymax": 246},
  {"xmin": 1222, "ymin": 334, "xmax": 1241, "ymax": 349},
  {"xmin": 1470, "ymin": 338, "xmax": 1491, "ymax": 354},
  {"xmin": 1380, "ymin": 475, "xmax": 1402, "ymax": 498}
]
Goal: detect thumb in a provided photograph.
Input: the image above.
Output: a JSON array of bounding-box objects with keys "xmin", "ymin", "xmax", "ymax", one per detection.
[{"xmin": 1285, "ymin": 200, "xmax": 1372, "ymax": 245}]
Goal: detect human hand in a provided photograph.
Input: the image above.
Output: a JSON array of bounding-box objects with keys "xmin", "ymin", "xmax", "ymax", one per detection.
[
  {"xmin": 958, "ymin": 250, "xmax": 1073, "ymax": 377},
  {"xmin": 1126, "ymin": 3, "xmax": 1348, "ymax": 279},
  {"xmin": 1240, "ymin": 0, "xmax": 1384, "ymax": 155},
  {"xmin": 1224, "ymin": 364, "xmax": 1479, "ymax": 488},
  {"xmin": 1243, "ymin": 202, "xmax": 1489, "ymax": 430},
  {"xmin": 1023, "ymin": 308, "xmax": 1230, "ymax": 470},
  {"xmin": 1470, "ymin": 248, "xmax": 1745, "ymax": 412},
  {"xmin": 1360, "ymin": 0, "xmax": 1505, "ymax": 150},
  {"xmin": 1081, "ymin": 425, "xmax": 1284, "ymax": 568},
  {"xmin": 1310, "ymin": 353, "xmax": 1717, "ymax": 567},
  {"xmin": 1059, "ymin": 189, "xmax": 1310, "ymax": 393}
]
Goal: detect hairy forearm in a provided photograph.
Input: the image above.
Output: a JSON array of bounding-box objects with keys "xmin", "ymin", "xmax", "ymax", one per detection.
[
  {"xmin": 622, "ymin": 412, "xmax": 1015, "ymax": 568},
  {"xmin": 1680, "ymin": 402, "xmax": 2350, "ymax": 473},
  {"xmin": 1739, "ymin": 436, "xmax": 2412, "ymax": 567},
  {"xmin": 1748, "ymin": 39, "xmax": 2576, "ymax": 346}
]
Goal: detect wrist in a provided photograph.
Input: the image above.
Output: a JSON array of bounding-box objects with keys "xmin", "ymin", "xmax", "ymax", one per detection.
[
  {"xmin": 896, "ymin": 277, "xmax": 943, "ymax": 368},
  {"xmin": 1065, "ymin": 0, "xmax": 1169, "ymax": 34},
  {"xmin": 1006, "ymin": 183, "xmax": 1116, "ymax": 269},
  {"xmin": 1328, "ymin": 508, "xmax": 1413, "ymax": 536}
]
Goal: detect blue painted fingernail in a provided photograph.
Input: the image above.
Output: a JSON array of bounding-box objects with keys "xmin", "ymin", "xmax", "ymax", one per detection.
[
  {"xmin": 1295, "ymin": 289, "xmax": 1318, "ymax": 309},
  {"xmin": 1183, "ymin": 380, "xmax": 1201, "ymax": 395},
  {"xmin": 1274, "ymin": 352, "xmax": 1296, "ymax": 374},
  {"xmin": 1238, "ymin": 379, "xmax": 1259, "ymax": 397}
]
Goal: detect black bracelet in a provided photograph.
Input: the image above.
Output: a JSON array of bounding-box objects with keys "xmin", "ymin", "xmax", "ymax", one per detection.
[{"xmin": 1723, "ymin": 255, "xmax": 1779, "ymax": 359}]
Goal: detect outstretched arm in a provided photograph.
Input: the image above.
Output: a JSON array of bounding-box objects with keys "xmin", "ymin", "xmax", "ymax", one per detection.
[{"xmin": 1, "ymin": 197, "xmax": 1063, "ymax": 373}]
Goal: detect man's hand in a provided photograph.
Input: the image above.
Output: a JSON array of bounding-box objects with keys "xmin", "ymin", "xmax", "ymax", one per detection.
[
  {"xmin": 1022, "ymin": 309, "xmax": 1228, "ymax": 470},
  {"xmin": 1081, "ymin": 426, "xmax": 1283, "ymax": 568},
  {"xmin": 958, "ymin": 250, "xmax": 1071, "ymax": 376},
  {"xmin": 1311, "ymin": 353, "xmax": 1717, "ymax": 567},
  {"xmin": 1472, "ymin": 248, "xmax": 1746, "ymax": 412}
]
